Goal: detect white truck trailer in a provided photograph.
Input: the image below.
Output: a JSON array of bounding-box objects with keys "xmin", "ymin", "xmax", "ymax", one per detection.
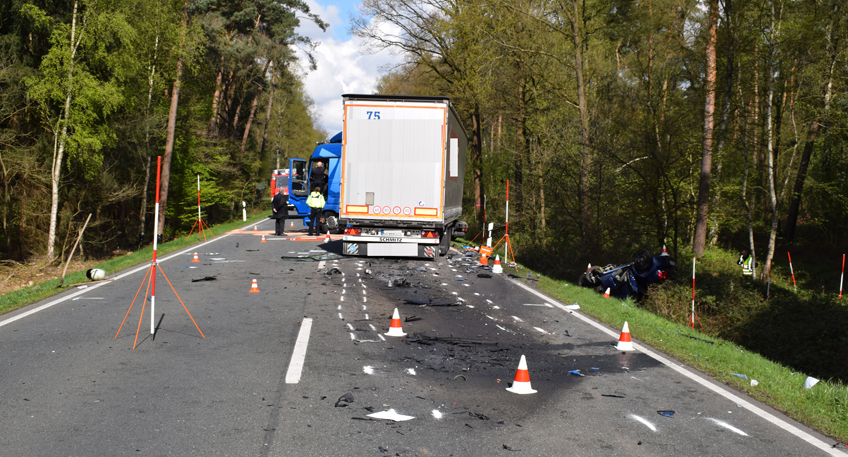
[{"xmin": 339, "ymin": 94, "xmax": 468, "ymax": 258}]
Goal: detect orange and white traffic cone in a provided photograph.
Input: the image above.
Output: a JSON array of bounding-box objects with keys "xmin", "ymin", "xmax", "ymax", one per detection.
[
  {"xmin": 191, "ymin": 252, "xmax": 200, "ymax": 263},
  {"xmin": 492, "ymin": 255, "xmax": 503, "ymax": 274},
  {"xmin": 587, "ymin": 263, "xmax": 592, "ymax": 271},
  {"xmin": 261, "ymin": 235, "xmax": 266, "ymax": 243},
  {"xmin": 249, "ymin": 279, "xmax": 260, "ymax": 293},
  {"xmin": 615, "ymin": 321, "xmax": 635, "ymax": 351},
  {"xmin": 289, "ymin": 221, "xmax": 295, "ymax": 229},
  {"xmin": 385, "ymin": 308, "xmax": 407, "ymax": 337},
  {"xmin": 661, "ymin": 245, "xmax": 669, "ymax": 256},
  {"xmin": 603, "ymin": 287, "xmax": 611, "ymax": 298},
  {"xmin": 324, "ymin": 232, "xmax": 331, "ymax": 243},
  {"xmin": 506, "ymin": 355, "xmax": 537, "ymax": 394},
  {"xmin": 253, "ymin": 225, "xmax": 258, "ymax": 231}
]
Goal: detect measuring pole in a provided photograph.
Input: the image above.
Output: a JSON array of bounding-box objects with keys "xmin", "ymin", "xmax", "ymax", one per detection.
[
  {"xmin": 787, "ymin": 252, "xmax": 797, "ymax": 293},
  {"xmin": 690, "ymin": 257, "xmax": 696, "ymax": 328},
  {"xmin": 504, "ymin": 180, "xmax": 510, "ymax": 264},
  {"xmin": 196, "ymin": 174, "xmax": 202, "ymax": 238},
  {"xmin": 839, "ymin": 254, "xmax": 845, "ymax": 299},
  {"xmin": 150, "ymin": 157, "xmax": 161, "ymax": 335}
]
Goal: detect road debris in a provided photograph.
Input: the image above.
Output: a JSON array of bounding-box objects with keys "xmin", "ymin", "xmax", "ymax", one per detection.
[
  {"xmin": 657, "ymin": 410, "xmax": 675, "ymax": 418},
  {"xmin": 366, "ymin": 409, "xmax": 415, "ymax": 421},
  {"xmin": 191, "ymin": 276, "xmax": 217, "ymax": 282},
  {"xmin": 731, "ymin": 373, "xmax": 748, "ymax": 380},
  {"xmin": 335, "ymin": 393, "xmax": 354, "ymax": 407}
]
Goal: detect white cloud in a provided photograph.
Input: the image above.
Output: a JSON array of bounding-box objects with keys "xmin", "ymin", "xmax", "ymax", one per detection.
[{"xmin": 294, "ymin": 0, "xmax": 405, "ymax": 135}]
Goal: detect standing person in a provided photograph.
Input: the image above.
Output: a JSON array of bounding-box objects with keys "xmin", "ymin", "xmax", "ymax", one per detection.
[
  {"xmin": 306, "ymin": 186, "xmax": 325, "ymax": 236},
  {"xmin": 738, "ymin": 250, "xmax": 754, "ymax": 279},
  {"xmin": 271, "ymin": 189, "xmax": 288, "ymax": 236},
  {"xmin": 311, "ymin": 161, "xmax": 327, "ymax": 197}
]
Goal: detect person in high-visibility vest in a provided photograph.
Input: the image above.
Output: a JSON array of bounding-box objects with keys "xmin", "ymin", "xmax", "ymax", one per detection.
[
  {"xmin": 738, "ymin": 250, "xmax": 754, "ymax": 278},
  {"xmin": 306, "ymin": 185, "xmax": 326, "ymax": 236}
]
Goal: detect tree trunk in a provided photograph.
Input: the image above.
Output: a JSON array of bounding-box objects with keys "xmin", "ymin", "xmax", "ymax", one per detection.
[
  {"xmin": 572, "ymin": 0, "xmax": 591, "ymax": 242},
  {"xmin": 762, "ymin": 0, "xmax": 779, "ymax": 280},
  {"xmin": 471, "ymin": 104, "xmax": 484, "ymax": 226},
  {"xmin": 693, "ymin": 0, "xmax": 718, "ymax": 257},
  {"xmin": 47, "ymin": 0, "xmax": 79, "ymax": 263},
  {"xmin": 208, "ymin": 56, "xmax": 225, "ymax": 136},
  {"xmin": 708, "ymin": 0, "xmax": 734, "ymax": 246},
  {"xmin": 240, "ymin": 60, "xmax": 271, "ymax": 155},
  {"xmin": 157, "ymin": 1, "xmax": 189, "ymax": 237},
  {"xmin": 259, "ymin": 72, "xmax": 276, "ymax": 158}
]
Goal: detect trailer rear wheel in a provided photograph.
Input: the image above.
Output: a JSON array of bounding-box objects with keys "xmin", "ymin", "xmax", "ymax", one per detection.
[
  {"xmin": 323, "ymin": 211, "xmax": 342, "ymax": 234},
  {"xmin": 438, "ymin": 227, "xmax": 453, "ymax": 256}
]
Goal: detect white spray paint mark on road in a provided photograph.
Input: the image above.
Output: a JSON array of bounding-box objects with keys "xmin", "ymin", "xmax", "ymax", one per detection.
[
  {"xmin": 363, "ymin": 366, "xmax": 374, "ymax": 375},
  {"xmin": 346, "ymin": 323, "xmax": 355, "ymax": 330},
  {"xmin": 432, "ymin": 410, "xmax": 443, "ymax": 419},
  {"xmin": 511, "ymin": 316, "xmax": 523, "ymax": 322},
  {"xmin": 533, "ymin": 327, "xmax": 548, "ymax": 333},
  {"xmin": 628, "ymin": 414, "xmax": 657, "ymax": 432},
  {"xmin": 707, "ymin": 418, "xmax": 749, "ymax": 436},
  {"xmin": 406, "ymin": 368, "xmax": 416, "ymax": 375}
]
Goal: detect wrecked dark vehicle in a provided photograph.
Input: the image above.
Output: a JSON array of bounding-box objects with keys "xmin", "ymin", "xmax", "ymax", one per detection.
[{"xmin": 578, "ymin": 249, "xmax": 676, "ymax": 299}]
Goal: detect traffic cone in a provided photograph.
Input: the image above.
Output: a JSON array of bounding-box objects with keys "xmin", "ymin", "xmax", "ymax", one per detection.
[
  {"xmin": 385, "ymin": 308, "xmax": 407, "ymax": 337},
  {"xmin": 506, "ymin": 355, "xmax": 537, "ymax": 394},
  {"xmin": 324, "ymin": 232, "xmax": 331, "ymax": 243},
  {"xmin": 191, "ymin": 252, "xmax": 200, "ymax": 263},
  {"xmin": 261, "ymin": 235, "xmax": 266, "ymax": 243},
  {"xmin": 479, "ymin": 253, "xmax": 489, "ymax": 266},
  {"xmin": 615, "ymin": 321, "xmax": 635, "ymax": 351},
  {"xmin": 661, "ymin": 245, "xmax": 669, "ymax": 256},
  {"xmin": 492, "ymin": 255, "xmax": 503, "ymax": 274},
  {"xmin": 603, "ymin": 287, "xmax": 611, "ymax": 298},
  {"xmin": 587, "ymin": 263, "xmax": 592, "ymax": 271},
  {"xmin": 289, "ymin": 221, "xmax": 295, "ymax": 229},
  {"xmin": 249, "ymin": 279, "xmax": 260, "ymax": 293},
  {"xmin": 253, "ymin": 225, "xmax": 258, "ymax": 231}
]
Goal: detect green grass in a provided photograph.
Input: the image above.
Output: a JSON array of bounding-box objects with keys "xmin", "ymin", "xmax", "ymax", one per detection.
[
  {"xmin": 0, "ymin": 212, "xmax": 270, "ymax": 316},
  {"xmin": 453, "ymin": 240, "xmax": 848, "ymax": 443}
]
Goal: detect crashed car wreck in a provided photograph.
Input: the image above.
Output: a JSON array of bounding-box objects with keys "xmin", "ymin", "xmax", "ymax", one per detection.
[{"xmin": 578, "ymin": 249, "xmax": 676, "ymax": 299}]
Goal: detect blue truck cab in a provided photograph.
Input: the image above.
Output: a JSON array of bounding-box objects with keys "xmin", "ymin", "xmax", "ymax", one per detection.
[{"xmin": 287, "ymin": 132, "xmax": 343, "ymax": 232}]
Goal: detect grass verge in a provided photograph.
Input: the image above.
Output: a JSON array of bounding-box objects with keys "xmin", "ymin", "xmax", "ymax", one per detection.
[
  {"xmin": 0, "ymin": 213, "xmax": 269, "ymax": 317},
  {"xmin": 453, "ymin": 241, "xmax": 848, "ymax": 443}
]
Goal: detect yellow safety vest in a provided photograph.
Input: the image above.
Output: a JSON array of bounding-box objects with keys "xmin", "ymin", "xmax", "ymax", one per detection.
[
  {"xmin": 740, "ymin": 255, "xmax": 753, "ymax": 275},
  {"xmin": 306, "ymin": 192, "xmax": 325, "ymax": 209}
]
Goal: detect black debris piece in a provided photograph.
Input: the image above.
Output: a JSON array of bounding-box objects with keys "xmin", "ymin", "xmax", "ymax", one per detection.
[
  {"xmin": 379, "ymin": 446, "xmax": 388, "ymax": 453},
  {"xmin": 507, "ymin": 274, "xmax": 521, "ymax": 279},
  {"xmin": 503, "ymin": 444, "xmax": 520, "ymax": 451},
  {"xmin": 236, "ymin": 243, "xmax": 239, "ymax": 248},
  {"xmin": 404, "ymin": 316, "xmax": 422, "ymax": 322},
  {"xmin": 248, "ymin": 272, "xmax": 261, "ymax": 275},
  {"xmin": 191, "ymin": 276, "xmax": 217, "ymax": 282},
  {"xmin": 477, "ymin": 273, "xmax": 492, "ymax": 278},
  {"xmin": 364, "ymin": 406, "xmax": 374, "ymax": 412},
  {"xmin": 320, "ymin": 396, "xmax": 327, "ymax": 400},
  {"xmin": 469, "ymin": 412, "xmax": 489, "ymax": 420},
  {"xmin": 324, "ymin": 267, "xmax": 343, "ymax": 275},
  {"xmin": 657, "ymin": 410, "xmax": 675, "ymax": 418},
  {"xmin": 335, "ymin": 393, "xmax": 354, "ymax": 407},
  {"xmin": 404, "ymin": 298, "xmax": 430, "ymax": 305},
  {"xmin": 406, "ymin": 334, "xmax": 497, "ymax": 346},
  {"xmin": 246, "ymin": 249, "xmax": 259, "ymax": 252},
  {"xmin": 601, "ymin": 394, "xmax": 626, "ymax": 398}
]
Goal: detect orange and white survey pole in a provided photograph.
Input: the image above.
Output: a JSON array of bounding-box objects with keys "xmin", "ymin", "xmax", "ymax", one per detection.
[
  {"xmin": 504, "ymin": 180, "xmax": 510, "ymax": 265},
  {"xmin": 150, "ymin": 157, "xmax": 162, "ymax": 335},
  {"xmin": 690, "ymin": 257, "xmax": 696, "ymax": 328},
  {"xmin": 196, "ymin": 174, "xmax": 202, "ymax": 236},
  {"xmin": 787, "ymin": 252, "xmax": 797, "ymax": 293},
  {"xmin": 838, "ymin": 254, "xmax": 844, "ymax": 299}
]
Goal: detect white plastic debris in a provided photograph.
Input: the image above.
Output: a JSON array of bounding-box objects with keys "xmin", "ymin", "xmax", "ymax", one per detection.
[
  {"xmin": 750, "ymin": 379, "xmax": 759, "ymax": 387},
  {"xmin": 564, "ymin": 303, "xmax": 580, "ymax": 310},
  {"xmin": 367, "ymin": 409, "xmax": 415, "ymax": 421},
  {"xmin": 804, "ymin": 376, "xmax": 819, "ymax": 389}
]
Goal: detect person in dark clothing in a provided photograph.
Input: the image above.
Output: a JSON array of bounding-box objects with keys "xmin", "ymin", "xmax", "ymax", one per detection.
[
  {"xmin": 271, "ymin": 190, "xmax": 288, "ymax": 236},
  {"xmin": 310, "ymin": 161, "xmax": 327, "ymax": 197}
]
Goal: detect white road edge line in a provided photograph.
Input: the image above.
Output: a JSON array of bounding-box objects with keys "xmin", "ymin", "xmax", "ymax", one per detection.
[
  {"xmin": 509, "ymin": 278, "xmax": 845, "ymax": 456},
  {"xmin": 285, "ymin": 318, "xmax": 313, "ymax": 384},
  {"xmin": 0, "ymin": 219, "xmax": 260, "ymax": 329}
]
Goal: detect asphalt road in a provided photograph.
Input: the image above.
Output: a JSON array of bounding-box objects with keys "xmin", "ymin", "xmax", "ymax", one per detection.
[{"xmin": 0, "ymin": 218, "xmax": 844, "ymax": 456}]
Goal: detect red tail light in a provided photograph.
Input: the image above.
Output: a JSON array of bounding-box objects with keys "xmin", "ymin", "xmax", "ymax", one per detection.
[
  {"xmin": 344, "ymin": 228, "xmax": 361, "ymax": 235},
  {"xmin": 657, "ymin": 270, "xmax": 667, "ymax": 280},
  {"xmin": 422, "ymin": 230, "xmax": 438, "ymax": 238}
]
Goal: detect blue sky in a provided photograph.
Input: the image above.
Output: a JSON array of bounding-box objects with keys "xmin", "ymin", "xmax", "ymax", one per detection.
[{"xmin": 294, "ymin": 0, "xmax": 405, "ymax": 135}]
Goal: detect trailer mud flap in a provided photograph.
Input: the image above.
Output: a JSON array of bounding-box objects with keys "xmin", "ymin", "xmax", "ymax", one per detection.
[
  {"xmin": 421, "ymin": 245, "xmax": 436, "ymax": 259},
  {"xmin": 344, "ymin": 242, "xmax": 361, "ymax": 256}
]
